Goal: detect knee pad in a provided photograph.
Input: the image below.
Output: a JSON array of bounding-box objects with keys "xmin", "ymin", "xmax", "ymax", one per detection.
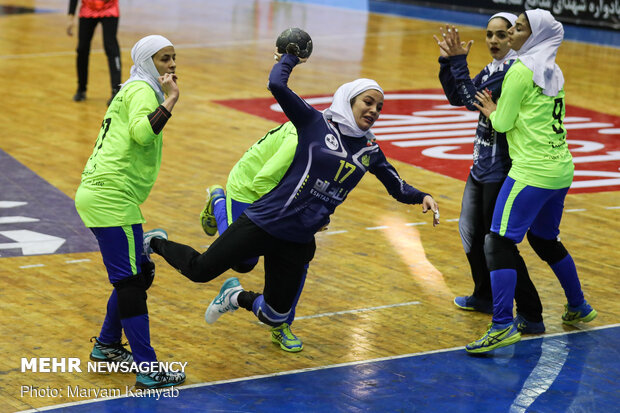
[
  {"xmin": 252, "ymin": 296, "xmax": 290, "ymax": 327},
  {"xmin": 484, "ymin": 232, "xmax": 518, "ymax": 271},
  {"xmin": 527, "ymin": 230, "xmax": 568, "ymax": 265},
  {"xmin": 113, "ymin": 276, "xmax": 147, "ymax": 319},
  {"xmin": 140, "ymin": 261, "xmax": 155, "ymax": 290}
]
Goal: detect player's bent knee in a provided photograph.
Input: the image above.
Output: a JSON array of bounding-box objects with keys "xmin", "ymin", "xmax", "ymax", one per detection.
[
  {"xmin": 527, "ymin": 230, "xmax": 568, "ymax": 265},
  {"xmin": 114, "ymin": 276, "xmax": 148, "ymax": 319},
  {"xmin": 484, "ymin": 232, "xmax": 518, "ymax": 271},
  {"xmin": 232, "ymin": 262, "xmax": 256, "ymax": 274}
]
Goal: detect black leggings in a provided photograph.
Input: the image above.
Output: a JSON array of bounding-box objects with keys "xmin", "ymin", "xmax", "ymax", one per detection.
[
  {"xmin": 151, "ymin": 214, "xmax": 316, "ymax": 314},
  {"xmin": 76, "ymin": 16, "xmax": 121, "ymax": 92},
  {"xmin": 459, "ymin": 173, "xmax": 543, "ymax": 321}
]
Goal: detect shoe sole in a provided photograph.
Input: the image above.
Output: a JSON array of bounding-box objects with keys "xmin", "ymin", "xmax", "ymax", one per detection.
[
  {"xmin": 453, "ymin": 299, "xmax": 475, "ymax": 311},
  {"xmin": 562, "ymin": 309, "xmax": 598, "ymax": 325},
  {"xmin": 271, "ymin": 335, "xmax": 303, "ymax": 352},
  {"xmin": 466, "ymin": 331, "xmax": 522, "ymax": 354},
  {"xmin": 453, "ymin": 299, "xmax": 493, "ymax": 314},
  {"xmin": 200, "ymin": 187, "xmax": 223, "ymax": 237}
]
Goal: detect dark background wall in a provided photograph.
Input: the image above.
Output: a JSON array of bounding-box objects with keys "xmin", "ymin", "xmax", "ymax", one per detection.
[{"xmin": 376, "ymin": 0, "xmax": 619, "ymax": 30}]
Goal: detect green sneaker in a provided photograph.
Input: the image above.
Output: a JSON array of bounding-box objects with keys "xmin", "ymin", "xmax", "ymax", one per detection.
[
  {"xmin": 270, "ymin": 323, "xmax": 303, "ymax": 352},
  {"xmin": 562, "ymin": 301, "xmax": 597, "ymax": 325},
  {"xmin": 465, "ymin": 322, "xmax": 521, "ymax": 354},
  {"xmin": 200, "ymin": 185, "xmax": 225, "ymax": 236}
]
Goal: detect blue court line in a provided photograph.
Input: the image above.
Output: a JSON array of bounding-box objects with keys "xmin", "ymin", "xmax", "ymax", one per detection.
[
  {"xmin": 26, "ymin": 324, "xmax": 620, "ymax": 413},
  {"xmin": 278, "ymin": 0, "xmax": 620, "ymax": 47}
]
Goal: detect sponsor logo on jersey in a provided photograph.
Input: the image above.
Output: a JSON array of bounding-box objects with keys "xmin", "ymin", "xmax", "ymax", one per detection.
[
  {"xmin": 325, "ymin": 134, "xmax": 339, "ymax": 150},
  {"xmin": 361, "ymin": 154, "xmax": 370, "ymax": 167}
]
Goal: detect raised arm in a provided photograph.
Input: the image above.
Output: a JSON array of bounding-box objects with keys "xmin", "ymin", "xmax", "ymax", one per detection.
[{"xmin": 268, "ymin": 53, "xmax": 321, "ymax": 130}]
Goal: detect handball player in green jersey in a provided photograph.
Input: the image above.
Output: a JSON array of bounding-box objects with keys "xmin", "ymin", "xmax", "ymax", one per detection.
[{"xmin": 75, "ymin": 35, "xmax": 185, "ymax": 388}]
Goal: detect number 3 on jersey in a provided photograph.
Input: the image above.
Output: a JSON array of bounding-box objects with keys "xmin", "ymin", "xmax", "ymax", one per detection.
[{"xmin": 334, "ymin": 160, "xmax": 356, "ymax": 183}]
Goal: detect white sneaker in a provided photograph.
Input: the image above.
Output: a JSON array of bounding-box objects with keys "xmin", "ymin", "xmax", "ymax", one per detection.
[
  {"xmin": 143, "ymin": 228, "xmax": 168, "ymax": 260},
  {"xmin": 205, "ymin": 277, "xmax": 244, "ymax": 324}
]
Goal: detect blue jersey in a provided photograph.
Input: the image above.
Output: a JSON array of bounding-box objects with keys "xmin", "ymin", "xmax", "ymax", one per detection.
[
  {"xmin": 438, "ymin": 54, "xmax": 514, "ymax": 183},
  {"xmin": 245, "ymin": 54, "xmax": 428, "ymax": 243}
]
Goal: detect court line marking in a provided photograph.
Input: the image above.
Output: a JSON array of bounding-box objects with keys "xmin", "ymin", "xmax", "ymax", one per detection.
[
  {"xmin": 19, "ymin": 323, "xmax": 620, "ymax": 413},
  {"xmin": 294, "ymin": 301, "xmax": 421, "ymax": 320},
  {"xmin": 18, "ymin": 264, "xmax": 44, "ymax": 269}
]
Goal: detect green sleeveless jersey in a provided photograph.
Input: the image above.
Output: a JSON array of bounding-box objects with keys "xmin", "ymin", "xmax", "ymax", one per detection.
[
  {"xmin": 75, "ymin": 81, "xmax": 164, "ymax": 227},
  {"xmin": 226, "ymin": 121, "xmax": 298, "ymax": 203},
  {"xmin": 489, "ymin": 61, "xmax": 573, "ymax": 189}
]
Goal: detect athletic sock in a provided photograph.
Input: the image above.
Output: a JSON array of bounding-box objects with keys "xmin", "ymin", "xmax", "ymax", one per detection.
[
  {"xmin": 490, "ymin": 268, "xmax": 517, "ymax": 324},
  {"xmin": 99, "ymin": 289, "xmax": 122, "ymax": 344},
  {"xmin": 550, "ymin": 254, "xmax": 584, "ymax": 307}
]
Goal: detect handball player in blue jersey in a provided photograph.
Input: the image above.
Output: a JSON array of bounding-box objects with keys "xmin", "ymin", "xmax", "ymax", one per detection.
[
  {"xmin": 144, "ymin": 48, "xmax": 439, "ymax": 342},
  {"xmin": 435, "ymin": 13, "xmax": 544, "ymax": 333}
]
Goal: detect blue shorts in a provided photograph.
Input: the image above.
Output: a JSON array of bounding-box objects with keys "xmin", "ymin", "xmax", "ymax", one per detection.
[
  {"xmin": 491, "ymin": 177, "xmax": 569, "ymax": 243},
  {"xmin": 90, "ymin": 224, "xmax": 144, "ymax": 284}
]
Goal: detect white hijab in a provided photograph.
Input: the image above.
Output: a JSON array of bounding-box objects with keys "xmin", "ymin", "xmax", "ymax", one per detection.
[
  {"xmin": 518, "ymin": 9, "xmax": 565, "ymax": 97},
  {"xmin": 120, "ymin": 35, "xmax": 173, "ymax": 103},
  {"xmin": 323, "ymin": 78, "xmax": 384, "ymax": 139},
  {"xmin": 487, "ymin": 12, "xmax": 518, "ymax": 75}
]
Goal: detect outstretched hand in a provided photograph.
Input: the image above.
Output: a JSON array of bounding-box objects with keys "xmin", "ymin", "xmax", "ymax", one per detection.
[
  {"xmin": 422, "ymin": 195, "xmax": 440, "ymax": 227},
  {"xmin": 433, "ymin": 25, "xmax": 473, "ymax": 57}
]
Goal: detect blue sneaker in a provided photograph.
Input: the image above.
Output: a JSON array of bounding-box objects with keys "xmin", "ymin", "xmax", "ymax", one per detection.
[
  {"xmin": 143, "ymin": 228, "xmax": 168, "ymax": 260},
  {"xmin": 204, "ymin": 277, "xmax": 244, "ymax": 324},
  {"xmin": 135, "ymin": 370, "xmax": 185, "ymax": 389},
  {"xmin": 514, "ymin": 313, "xmax": 545, "ymax": 334},
  {"xmin": 200, "ymin": 185, "xmax": 226, "ymax": 236},
  {"xmin": 466, "ymin": 322, "xmax": 521, "ymax": 353},
  {"xmin": 562, "ymin": 301, "xmax": 597, "ymax": 325},
  {"xmin": 454, "ymin": 295, "xmax": 493, "ymax": 314}
]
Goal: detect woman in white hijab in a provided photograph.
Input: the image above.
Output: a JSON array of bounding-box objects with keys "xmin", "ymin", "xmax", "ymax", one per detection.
[
  {"xmin": 434, "ymin": 15, "xmax": 543, "ymax": 330},
  {"xmin": 143, "ymin": 48, "xmax": 439, "ymax": 347},
  {"xmin": 467, "ymin": 9, "xmax": 597, "ymax": 354},
  {"xmin": 75, "ymin": 35, "xmax": 185, "ymax": 389}
]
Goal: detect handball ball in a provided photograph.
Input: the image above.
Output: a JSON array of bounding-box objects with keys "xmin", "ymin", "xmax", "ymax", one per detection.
[{"xmin": 276, "ymin": 28, "xmax": 313, "ymax": 59}]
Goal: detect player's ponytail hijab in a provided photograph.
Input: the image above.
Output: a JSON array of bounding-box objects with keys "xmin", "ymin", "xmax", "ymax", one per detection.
[
  {"xmin": 324, "ymin": 78, "xmax": 384, "ymax": 139},
  {"xmin": 518, "ymin": 9, "xmax": 564, "ymax": 97},
  {"xmin": 120, "ymin": 35, "xmax": 173, "ymax": 103}
]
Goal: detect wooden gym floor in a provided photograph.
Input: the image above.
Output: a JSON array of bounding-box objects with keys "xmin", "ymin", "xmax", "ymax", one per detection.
[{"xmin": 0, "ymin": 0, "xmax": 619, "ymax": 411}]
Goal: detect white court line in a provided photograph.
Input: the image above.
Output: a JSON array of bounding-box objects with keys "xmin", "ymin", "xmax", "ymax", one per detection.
[
  {"xmin": 324, "ymin": 230, "xmax": 348, "ymax": 235},
  {"xmin": 365, "ymin": 225, "xmax": 389, "ymax": 230},
  {"xmin": 604, "ymin": 206, "xmax": 620, "ymax": 209},
  {"xmin": 19, "ymin": 323, "xmax": 620, "ymax": 413},
  {"xmin": 294, "ymin": 301, "xmax": 421, "ymax": 321},
  {"xmin": 565, "ymin": 209, "xmax": 587, "ymax": 212},
  {"xmin": 65, "ymin": 259, "xmax": 91, "ymax": 264},
  {"xmin": 19, "ymin": 264, "xmax": 44, "ymax": 269}
]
